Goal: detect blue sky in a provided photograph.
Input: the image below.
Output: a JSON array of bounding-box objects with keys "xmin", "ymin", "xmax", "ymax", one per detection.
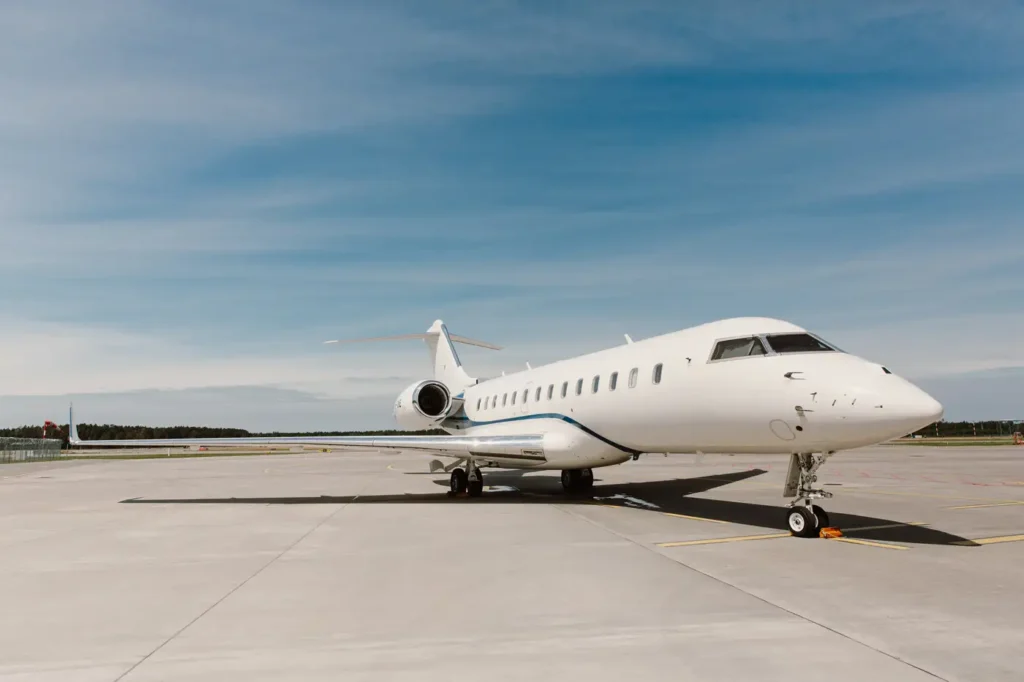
[{"xmin": 1, "ymin": 1, "xmax": 1022, "ymax": 429}]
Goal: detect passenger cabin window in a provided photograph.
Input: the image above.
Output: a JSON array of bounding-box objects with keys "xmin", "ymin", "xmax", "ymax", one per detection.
[
  {"xmin": 535, "ymin": 386, "xmax": 542, "ymax": 401},
  {"xmin": 476, "ymin": 398, "xmax": 481, "ymax": 410},
  {"xmin": 765, "ymin": 333, "xmax": 837, "ymax": 354},
  {"xmin": 511, "ymin": 391, "xmax": 517, "ymax": 405},
  {"xmin": 609, "ymin": 371, "xmax": 618, "ymax": 391},
  {"xmin": 522, "ymin": 389, "xmax": 528, "ymax": 403},
  {"xmin": 628, "ymin": 368, "xmax": 638, "ymax": 388},
  {"xmin": 547, "ymin": 384, "xmax": 554, "ymax": 400},
  {"xmin": 592, "ymin": 375, "xmax": 600, "ymax": 393},
  {"xmin": 575, "ymin": 379, "xmax": 583, "ymax": 396},
  {"xmin": 502, "ymin": 393, "xmax": 507, "ymax": 406},
  {"xmin": 711, "ymin": 337, "xmax": 767, "ymax": 361},
  {"xmin": 653, "ymin": 363, "xmax": 663, "ymax": 384},
  {"xmin": 561, "ymin": 382, "xmax": 568, "ymax": 398}
]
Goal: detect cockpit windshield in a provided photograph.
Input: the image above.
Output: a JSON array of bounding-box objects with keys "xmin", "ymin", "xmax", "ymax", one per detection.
[
  {"xmin": 764, "ymin": 333, "xmax": 836, "ymax": 354},
  {"xmin": 711, "ymin": 336, "xmax": 767, "ymax": 361}
]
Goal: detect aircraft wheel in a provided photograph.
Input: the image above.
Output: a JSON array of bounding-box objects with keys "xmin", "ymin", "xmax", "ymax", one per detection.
[
  {"xmin": 561, "ymin": 469, "xmax": 593, "ymax": 495},
  {"xmin": 561, "ymin": 469, "xmax": 576, "ymax": 492},
  {"xmin": 450, "ymin": 468, "xmax": 468, "ymax": 495},
  {"xmin": 468, "ymin": 469, "xmax": 484, "ymax": 497},
  {"xmin": 787, "ymin": 506, "xmax": 818, "ymax": 538},
  {"xmin": 579, "ymin": 468, "xmax": 594, "ymax": 492},
  {"xmin": 811, "ymin": 505, "xmax": 830, "ymax": 528}
]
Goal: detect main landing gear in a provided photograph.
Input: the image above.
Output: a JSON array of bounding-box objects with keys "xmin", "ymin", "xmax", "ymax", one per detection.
[
  {"xmin": 450, "ymin": 466, "xmax": 484, "ymax": 497},
  {"xmin": 784, "ymin": 452, "xmax": 834, "ymax": 538},
  {"xmin": 561, "ymin": 468, "xmax": 594, "ymax": 495}
]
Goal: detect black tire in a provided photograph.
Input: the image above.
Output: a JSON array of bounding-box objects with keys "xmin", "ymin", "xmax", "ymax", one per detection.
[
  {"xmin": 561, "ymin": 469, "xmax": 576, "ymax": 492},
  {"xmin": 811, "ymin": 505, "xmax": 830, "ymax": 528},
  {"xmin": 579, "ymin": 468, "xmax": 594, "ymax": 493},
  {"xmin": 468, "ymin": 469, "xmax": 484, "ymax": 497},
  {"xmin": 787, "ymin": 507, "xmax": 818, "ymax": 538},
  {"xmin": 450, "ymin": 468, "xmax": 468, "ymax": 494}
]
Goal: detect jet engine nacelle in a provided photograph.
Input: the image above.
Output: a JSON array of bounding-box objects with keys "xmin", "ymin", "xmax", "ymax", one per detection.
[{"xmin": 393, "ymin": 380, "xmax": 455, "ymax": 430}]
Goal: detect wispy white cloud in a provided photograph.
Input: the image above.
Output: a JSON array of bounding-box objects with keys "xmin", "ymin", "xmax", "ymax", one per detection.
[{"xmin": 0, "ymin": 317, "xmax": 422, "ymax": 399}]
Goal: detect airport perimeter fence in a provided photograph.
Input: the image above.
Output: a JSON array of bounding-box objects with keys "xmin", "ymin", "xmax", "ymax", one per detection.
[{"xmin": 0, "ymin": 438, "xmax": 63, "ymax": 464}]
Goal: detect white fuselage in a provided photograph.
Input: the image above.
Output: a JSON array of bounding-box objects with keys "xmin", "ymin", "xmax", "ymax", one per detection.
[{"xmin": 443, "ymin": 318, "xmax": 943, "ymax": 470}]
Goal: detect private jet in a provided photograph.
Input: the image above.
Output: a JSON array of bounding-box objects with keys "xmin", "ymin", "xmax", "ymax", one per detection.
[{"xmin": 69, "ymin": 317, "xmax": 943, "ymax": 537}]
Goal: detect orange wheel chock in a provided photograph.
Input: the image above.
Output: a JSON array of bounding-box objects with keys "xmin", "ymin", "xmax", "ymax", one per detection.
[{"xmin": 819, "ymin": 527, "xmax": 844, "ymax": 539}]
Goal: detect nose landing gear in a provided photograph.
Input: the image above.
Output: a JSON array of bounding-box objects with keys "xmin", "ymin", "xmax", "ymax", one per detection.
[
  {"xmin": 783, "ymin": 452, "xmax": 834, "ymax": 538},
  {"xmin": 786, "ymin": 504, "xmax": 830, "ymax": 537}
]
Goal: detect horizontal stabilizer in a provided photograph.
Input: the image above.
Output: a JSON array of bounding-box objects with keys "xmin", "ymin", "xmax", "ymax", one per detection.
[{"xmin": 324, "ymin": 333, "xmax": 501, "ymax": 351}]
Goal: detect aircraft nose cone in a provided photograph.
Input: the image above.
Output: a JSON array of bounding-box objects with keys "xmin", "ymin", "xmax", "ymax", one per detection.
[
  {"xmin": 915, "ymin": 393, "xmax": 944, "ymax": 423},
  {"xmin": 887, "ymin": 384, "xmax": 944, "ymax": 431}
]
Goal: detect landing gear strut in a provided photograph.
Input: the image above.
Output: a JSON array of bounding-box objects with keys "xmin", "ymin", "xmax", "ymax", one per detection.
[
  {"xmin": 450, "ymin": 466, "xmax": 484, "ymax": 497},
  {"xmin": 561, "ymin": 468, "xmax": 594, "ymax": 495},
  {"xmin": 784, "ymin": 452, "xmax": 834, "ymax": 538}
]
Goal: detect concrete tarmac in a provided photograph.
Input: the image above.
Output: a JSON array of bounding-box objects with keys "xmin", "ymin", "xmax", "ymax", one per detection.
[{"xmin": 1, "ymin": 446, "xmax": 1022, "ymax": 681}]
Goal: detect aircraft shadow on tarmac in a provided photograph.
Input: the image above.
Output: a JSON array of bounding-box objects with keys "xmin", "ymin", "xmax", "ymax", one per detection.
[{"xmin": 121, "ymin": 469, "xmax": 977, "ymax": 547}]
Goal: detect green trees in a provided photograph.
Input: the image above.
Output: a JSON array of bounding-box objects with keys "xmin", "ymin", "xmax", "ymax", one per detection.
[
  {"xmin": 910, "ymin": 421, "xmax": 1021, "ymax": 438},
  {"xmin": 0, "ymin": 424, "xmax": 446, "ymax": 448}
]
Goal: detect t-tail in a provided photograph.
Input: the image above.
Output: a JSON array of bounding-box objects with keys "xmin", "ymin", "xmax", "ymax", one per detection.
[{"xmin": 324, "ymin": 319, "xmax": 501, "ymax": 392}]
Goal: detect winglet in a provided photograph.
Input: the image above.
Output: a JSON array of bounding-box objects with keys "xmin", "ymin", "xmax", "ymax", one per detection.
[{"xmin": 69, "ymin": 404, "xmax": 81, "ymax": 445}]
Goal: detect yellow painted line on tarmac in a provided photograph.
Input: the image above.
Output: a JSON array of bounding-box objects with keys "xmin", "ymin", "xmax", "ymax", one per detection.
[
  {"xmin": 657, "ymin": 532, "xmax": 791, "ymax": 548},
  {"xmin": 829, "ymin": 537, "xmax": 907, "ymax": 550},
  {"xmin": 843, "ymin": 521, "xmax": 928, "ymax": 533},
  {"xmin": 955, "ymin": 534, "xmax": 1024, "ymax": 546},
  {"xmin": 660, "ymin": 512, "xmax": 730, "ymax": 524},
  {"xmin": 848, "ymin": 489, "xmax": 1021, "ymax": 504},
  {"xmin": 946, "ymin": 501, "xmax": 1024, "ymax": 510}
]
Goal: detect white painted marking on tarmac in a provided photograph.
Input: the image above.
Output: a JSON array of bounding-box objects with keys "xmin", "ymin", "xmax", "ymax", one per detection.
[{"xmin": 594, "ymin": 494, "xmax": 660, "ymax": 510}]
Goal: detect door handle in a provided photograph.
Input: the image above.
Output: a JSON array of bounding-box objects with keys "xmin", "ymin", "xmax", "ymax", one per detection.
[{"xmin": 784, "ymin": 372, "xmax": 804, "ymax": 380}]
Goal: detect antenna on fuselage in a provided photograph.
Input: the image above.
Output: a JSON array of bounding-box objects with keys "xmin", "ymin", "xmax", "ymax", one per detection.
[
  {"xmin": 526, "ymin": 362, "xmax": 532, "ymax": 370},
  {"xmin": 624, "ymin": 334, "xmax": 633, "ymax": 344}
]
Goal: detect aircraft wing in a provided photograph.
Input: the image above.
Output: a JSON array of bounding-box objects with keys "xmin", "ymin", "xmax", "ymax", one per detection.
[
  {"xmin": 71, "ymin": 433, "xmax": 545, "ymax": 462},
  {"xmin": 68, "ymin": 409, "xmax": 546, "ymax": 465}
]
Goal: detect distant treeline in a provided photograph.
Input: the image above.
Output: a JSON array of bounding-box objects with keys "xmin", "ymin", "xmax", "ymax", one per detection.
[
  {"xmin": 0, "ymin": 424, "xmax": 446, "ymax": 447},
  {"xmin": 2, "ymin": 421, "xmax": 1019, "ymax": 448},
  {"xmin": 910, "ymin": 420, "xmax": 1022, "ymax": 438}
]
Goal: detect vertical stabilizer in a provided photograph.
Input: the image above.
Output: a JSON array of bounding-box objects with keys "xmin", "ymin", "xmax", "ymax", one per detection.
[
  {"xmin": 425, "ymin": 320, "xmax": 474, "ymax": 391},
  {"xmin": 69, "ymin": 404, "xmax": 81, "ymax": 445},
  {"xmin": 323, "ymin": 321, "xmax": 499, "ymax": 391}
]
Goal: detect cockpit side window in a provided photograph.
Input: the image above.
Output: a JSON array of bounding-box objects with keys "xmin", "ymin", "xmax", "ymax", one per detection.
[
  {"xmin": 710, "ymin": 336, "xmax": 767, "ymax": 361},
  {"xmin": 765, "ymin": 333, "xmax": 836, "ymax": 354}
]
